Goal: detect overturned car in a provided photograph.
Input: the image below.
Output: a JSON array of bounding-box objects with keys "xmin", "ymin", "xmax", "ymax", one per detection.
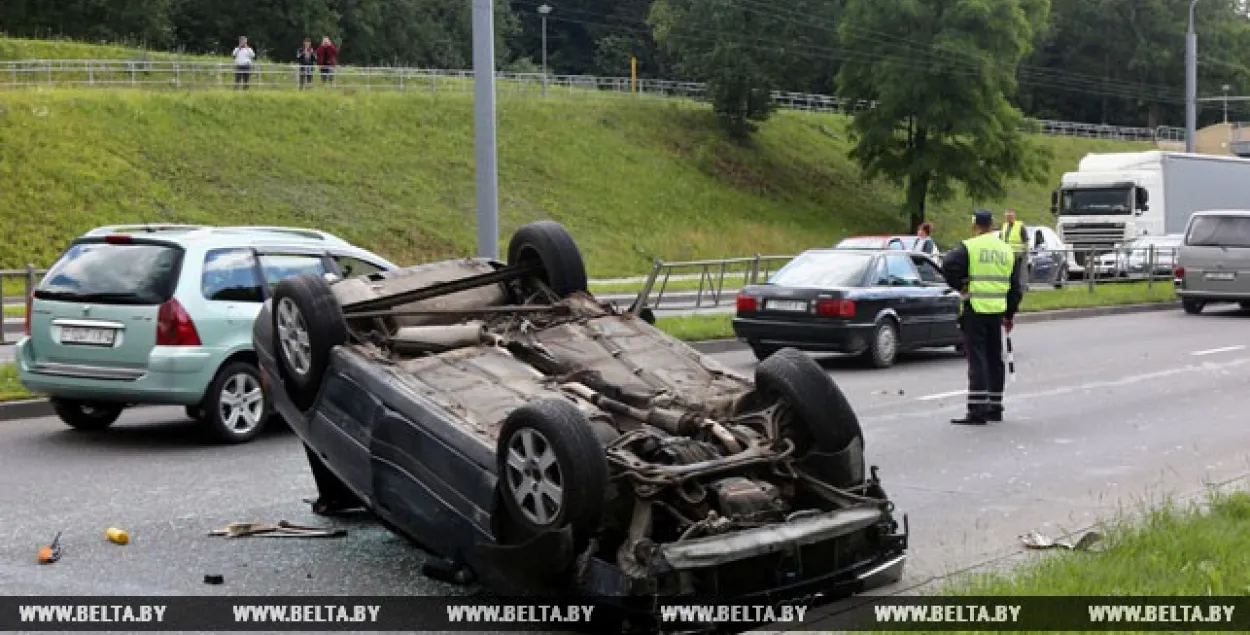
[{"xmin": 253, "ymin": 221, "xmax": 906, "ymax": 613}]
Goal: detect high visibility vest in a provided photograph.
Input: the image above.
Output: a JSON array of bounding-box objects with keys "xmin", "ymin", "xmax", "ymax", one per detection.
[
  {"xmin": 963, "ymin": 233, "xmax": 1014, "ymax": 315},
  {"xmin": 999, "ymin": 221, "xmax": 1027, "ymax": 254}
]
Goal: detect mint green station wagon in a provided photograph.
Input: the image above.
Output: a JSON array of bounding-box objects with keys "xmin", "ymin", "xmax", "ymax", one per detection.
[{"xmin": 15, "ymin": 225, "xmax": 396, "ymax": 442}]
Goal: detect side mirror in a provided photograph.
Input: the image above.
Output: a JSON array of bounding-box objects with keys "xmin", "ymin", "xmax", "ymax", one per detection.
[
  {"xmin": 1135, "ymin": 187, "xmax": 1149, "ymax": 212},
  {"xmin": 1049, "ymin": 189, "xmax": 1059, "ymax": 216}
]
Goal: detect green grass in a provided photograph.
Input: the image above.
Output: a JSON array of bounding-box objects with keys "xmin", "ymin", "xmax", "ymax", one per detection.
[
  {"xmin": 0, "ymin": 73, "xmax": 1150, "ymax": 284},
  {"xmin": 655, "ymin": 281, "xmax": 1177, "ymax": 341},
  {"xmin": 947, "ymin": 490, "xmax": 1250, "ymax": 598},
  {"xmin": 0, "ymin": 36, "xmax": 204, "ymax": 62},
  {"xmin": 0, "ymin": 363, "xmax": 32, "ymax": 402},
  {"xmin": 2, "ymin": 304, "xmax": 23, "ymax": 317}
]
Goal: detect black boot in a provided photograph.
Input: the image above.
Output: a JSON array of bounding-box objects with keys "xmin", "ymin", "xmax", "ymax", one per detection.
[
  {"xmin": 950, "ymin": 412, "xmax": 987, "ymax": 425},
  {"xmin": 986, "ymin": 404, "xmax": 1003, "ymax": 422}
]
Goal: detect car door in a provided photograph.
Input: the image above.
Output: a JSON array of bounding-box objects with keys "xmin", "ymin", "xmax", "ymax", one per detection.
[
  {"xmin": 880, "ymin": 253, "xmax": 930, "ymax": 344},
  {"xmin": 911, "ymin": 254, "xmax": 960, "ymax": 344},
  {"xmin": 198, "ymin": 248, "xmax": 266, "ymax": 351}
]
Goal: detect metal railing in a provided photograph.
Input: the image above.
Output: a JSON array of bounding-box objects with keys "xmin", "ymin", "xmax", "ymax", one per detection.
[
  {"xmin": 0, "ymin": 59, "xmax": 1184, "ymax": 143},
  {"xmin": 0, "ymin": 266, "xmax": 45, "ymax": 345},
  {"xmin": 618, "ymin": 246, "xmax": 1181, "ymax": 313}
]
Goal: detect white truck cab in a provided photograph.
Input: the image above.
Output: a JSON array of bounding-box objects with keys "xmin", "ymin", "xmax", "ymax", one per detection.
[{"xmin": 1049, "ymin": 151, "xmax": 1250, "ymax": 278}]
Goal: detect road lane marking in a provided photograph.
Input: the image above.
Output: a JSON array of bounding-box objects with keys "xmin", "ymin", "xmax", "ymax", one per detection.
[
  {"xmin": 916, "ymin": 390, "xmax": 967, "ymax": 401},
  {"xmin": 1191, "ymin": 345, "xmax": 1246, "ymax": 357}
]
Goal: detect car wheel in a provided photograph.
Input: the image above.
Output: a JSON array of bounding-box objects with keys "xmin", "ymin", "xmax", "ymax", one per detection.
[
  {"xmin": 750, "ymin": 343, "xmax": 778, "ymax": 361},
  {"xmin": 1182, "ymin": 298, "xmax": 1205, "ymax": 315},
  {"xmin": 755, "ymin": 348, "xmax": 863, "ymax": 453},
  {"xmin": 202, "ymin": 361, "xmax": 270, "ymax": 444},
  {"xmin": 862, "ymin": 319, "xmax": 899, "ymax": 368},
  {"xmin": 272, "ymin": 273, "xmax": 348, "ymax": 410},
  {"xmin": 50, "ymin": 398, "xmax": 123, "ymax": 431},
  {"xmin": 496, "ymin": 399, "xmax": 607, "ymax": 546},
  {"xmin": 506, "ymin": 221, "xmax": 589, "ymax": 298}
]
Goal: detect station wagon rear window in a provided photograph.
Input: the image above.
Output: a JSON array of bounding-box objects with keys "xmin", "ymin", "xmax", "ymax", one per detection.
[
  {"xmin": 1187, "ymin": 215, "xmax": 1250, "ymax": 248},
  {"xmin": 35, "ymin": 241, "xmax": 183, "ymax": 305}
]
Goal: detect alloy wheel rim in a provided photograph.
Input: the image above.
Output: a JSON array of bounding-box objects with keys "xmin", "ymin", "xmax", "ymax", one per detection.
[
  {"xmin": 219, "ymin": 372, "xmax": 264, "ymax": 433},
  {"xmin": 504, "ymin": 427, "xmax": 564, "ymax": 526},
  {"xmin": 276, "ymin": 298, "xmax": 312, "ymax": 376}
]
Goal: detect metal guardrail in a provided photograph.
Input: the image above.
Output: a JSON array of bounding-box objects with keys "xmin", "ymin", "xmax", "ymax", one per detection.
[
  {"xmin": 624, "ymin": 246, "xmax": 1181, "ymax": 313},
  {"xmin": 0, "ymin": 59, "xmax": 1183, "ymax": 143},
  {"xmin": 0, "ymin": 266, "xmax": 45, "ymax": 345}
]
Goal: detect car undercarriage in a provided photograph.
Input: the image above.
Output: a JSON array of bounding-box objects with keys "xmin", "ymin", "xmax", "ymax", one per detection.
[{"xmin": 256, "ymin": 221, "xmax": 907, "ymax": 621}]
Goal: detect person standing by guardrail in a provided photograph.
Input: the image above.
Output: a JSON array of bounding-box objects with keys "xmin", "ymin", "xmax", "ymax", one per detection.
[
  {"xmin": 999, "ymin": 208, "xmax": 1028, "ymax": 286},
  {"xmin": 942, "ymin": 210, "xmax": 1023, "ymax": 426},
  {"xmin": 232, "ymin": 36, "xmax": 256, "ymax": 90},
  {"xmin": 297, "ymin": 38, "xmax": 317, "ymax": 89},
  {"xmin": 317, "ymin": 36, "xmax": 338, "ymax": 84}
]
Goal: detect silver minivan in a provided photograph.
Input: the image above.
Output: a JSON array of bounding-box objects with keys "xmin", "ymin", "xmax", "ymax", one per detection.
[{"xmin": 1174, "ymin": 210, "xmax": 1250, "ymax": 314}]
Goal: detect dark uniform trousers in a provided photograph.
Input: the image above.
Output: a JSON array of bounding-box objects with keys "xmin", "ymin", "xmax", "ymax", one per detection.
[{"xmin": 959, "ymin": 307, "xmax": 1005, "ymax": 416}]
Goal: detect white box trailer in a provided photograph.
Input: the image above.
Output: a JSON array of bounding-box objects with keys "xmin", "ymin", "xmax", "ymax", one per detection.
[{"xmin": 1049, "ymin": 151, "xmax": 1250, "ymax": 275}]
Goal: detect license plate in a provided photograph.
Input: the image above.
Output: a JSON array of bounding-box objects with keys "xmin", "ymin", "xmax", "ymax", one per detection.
[
  {"xmin": 60, "ymin": 326, "xmax": 116, "ymax": 346},
  {"xmin": 1204, "ymin": 272, "xmax": 1236, "ymax": 281},
  {"xmin": 766, "ymin": 299, "xmax": 808, "ymax": 312}
]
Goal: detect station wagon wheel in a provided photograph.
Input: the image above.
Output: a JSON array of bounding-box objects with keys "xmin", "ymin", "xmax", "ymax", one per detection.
[
  {"xmin": 271, "ymin": 274, "xmax": 348, "ymax": 410},
  {"xmin": 50, "ymin": 399, "xmax": 124, "ymax": 431},
  {"xmin": 202, "ymin": 361, "xmax": 270, "ymax": 444},
  {"xmin": 495, "ymin": 399, "xmax": 606, "ymax": 546},
  {"xmin": 1182, "ymin": 298, "xmax": 1205, "ymax": 315}
]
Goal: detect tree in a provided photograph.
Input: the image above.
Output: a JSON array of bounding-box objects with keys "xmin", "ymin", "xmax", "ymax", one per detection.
[
  {"xmin": 836, "ymin": 0, "xmax": 1053, "ymax": 231},
  {"xmin": 649, "ymin": 0, "xmax": 815, "ymax": 137}
]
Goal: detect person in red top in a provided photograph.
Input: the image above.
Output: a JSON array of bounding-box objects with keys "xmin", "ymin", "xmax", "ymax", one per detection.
[{"xmin": 316, "ymin": 36, "xmax": 338, "ymax": 83}]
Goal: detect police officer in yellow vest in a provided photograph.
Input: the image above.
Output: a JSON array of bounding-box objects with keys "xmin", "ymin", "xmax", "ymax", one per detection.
[
  {"xmin": 941, "ymin": 210, "xmax": 1023, "ymax": 425},
  {"xmin": 1000, "ymin": 208, "xmax": 1029, "ymax": 286}
]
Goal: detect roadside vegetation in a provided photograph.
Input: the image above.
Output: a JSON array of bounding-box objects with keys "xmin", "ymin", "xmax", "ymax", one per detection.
[
  {"xmin": 0, "ymin": 364, "xmax": 30, "ymax": 402},
  {"xmin": 0, "ymin": 64, "xmax": 1147, "ymax": 283},
  {"xmin": 943, "ymin": 490, "xmax": 1250, "ymax": 597},
  {"xmin": 654, "ymin": 281, "xmax": 1177, "ymax": 341}
]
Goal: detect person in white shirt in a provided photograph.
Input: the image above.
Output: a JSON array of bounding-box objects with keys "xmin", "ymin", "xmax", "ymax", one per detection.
[{"xmin": 232, "ymin": 36, "xmax": 256, "ymax": 90}]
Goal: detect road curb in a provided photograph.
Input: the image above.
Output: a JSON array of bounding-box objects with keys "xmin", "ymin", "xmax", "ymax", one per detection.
[
  {"xmin": 0, "ymin": 302, "xmax": 1182, "ymax": 422},
  {"xmin": 685, "ymin": 301, "xmax": 1181, "ymax": 355},
  {"xmin": 0, "ymin": 399, "xmax": 53, "ymax": 420}
]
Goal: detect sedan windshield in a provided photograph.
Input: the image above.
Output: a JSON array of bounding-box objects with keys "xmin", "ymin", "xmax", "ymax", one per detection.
[{"xmin": 767, "ymin": 251, "xmax": 872, "ymax": 288}]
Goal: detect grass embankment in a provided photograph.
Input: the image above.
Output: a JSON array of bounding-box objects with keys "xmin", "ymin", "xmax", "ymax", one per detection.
[
  {"xmin": 0, "ymin": 59, "xmax": 1148, "ymax": 290},
  {"xmin": 0, "ymin": 364, "xmax": 31, "ymax": 402},
  {"xmin": 656, "ymin": 281, "xmax": 1177, "ymax": 341},
  {"xmin": 946, "ymin": 491, "xmax": 1250, "ymax": 599}
]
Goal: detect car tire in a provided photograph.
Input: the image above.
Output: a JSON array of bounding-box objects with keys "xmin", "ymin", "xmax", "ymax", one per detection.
[
  {"xmin": 506, "ymin": 221, "xmax": 589, "ymax": 298},
  {"xmin": 755, "ymin": 348, "xmax": 863, "ymax": 455},
  {"xmin": 202, "ymin": 361, "xmax": 270, "ymax": 444},
  {"xmin": 750, "ymin": 343, "xmax": 778, "ymax": 361},
  {"xmin": 862, "ymin": 319, "xmax": 900, "ymax": 368},
  {"xmin": 51, "ymin": 399, "xmax": 123, "ymax": 431},
  {"xmin": 1182, "ymin": 298, "xmax": 1205, "ymax": 315},
  {"xmin": 495, "ymin": 398, "xmax": 607, "ymax": 546},
  {"xmin": 272, "ymin": 273, "xmax": 348, "ymax": 410}
]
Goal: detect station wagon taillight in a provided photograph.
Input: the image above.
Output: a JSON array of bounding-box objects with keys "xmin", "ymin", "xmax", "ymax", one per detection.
[
  {"xmin": 156, "ymin": 298, "xmax": 201, "ymax": 346},
  {"xmin": 815, "ymin": 298, "xmax": 856, "ymax": 317},
  {"xmin": 104, "ymin": 234, "xmax": 133, "ymax": 244},
  {"xmin": 736, "ymin": 293, "xmax": 758, "ymax": 312},
  {"xmin": 1173, "ymin": 266, "xmax": 1185, "ymax": 280}
]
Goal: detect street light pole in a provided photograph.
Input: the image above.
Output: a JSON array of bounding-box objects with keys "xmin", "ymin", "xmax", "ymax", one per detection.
[
  {"xmin": 472, "ymin": 0, "xmax": 500, "ymax": 259},
  {"xmin": 1186, "ymin": 0, "xmax": 1199, "ymax": 153},
  {"xmin": 538, "ymin": 4, "xmax": 552, "ymax": 98},
  {"xmin": 1223, "ymin": 84, "xmax": 1231, "ymax": 123}
]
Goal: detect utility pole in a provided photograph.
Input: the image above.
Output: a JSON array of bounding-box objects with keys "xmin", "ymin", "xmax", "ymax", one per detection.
[
  {"xmin": 1186, "ymin": 0, "xmax": 1199, "ymax": 153},
  {"xmin": 472, "ymin": 0, "xmax": 500, "ymax": 259},
  {"xmin": 538, "ymin": 4, "xmax": 552, "ymax": 98},
  {"xmin": 1223, "ymin": 84, "xmax": 1231, "ymax": 123}
]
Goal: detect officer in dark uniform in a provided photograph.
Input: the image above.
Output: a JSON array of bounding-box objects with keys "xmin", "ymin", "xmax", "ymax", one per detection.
[{"xmin": 941, "ymin": 210, "xmax": 1023, "ymax": 425}]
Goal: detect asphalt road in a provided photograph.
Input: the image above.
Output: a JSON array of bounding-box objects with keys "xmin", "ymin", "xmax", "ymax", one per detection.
[{"xmin": 1, "ymin": 306, "xmax": 1248, "ymax": 631}]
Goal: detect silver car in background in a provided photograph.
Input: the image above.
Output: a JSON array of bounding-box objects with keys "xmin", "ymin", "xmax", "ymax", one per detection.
[
  {"xmin": 1092, "ymin": 234, "xmax": 1183, "ymax": 279},
  {"xmin": 1174, "ymin": 210, "xmax": 1250, "ymax": 314}
]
